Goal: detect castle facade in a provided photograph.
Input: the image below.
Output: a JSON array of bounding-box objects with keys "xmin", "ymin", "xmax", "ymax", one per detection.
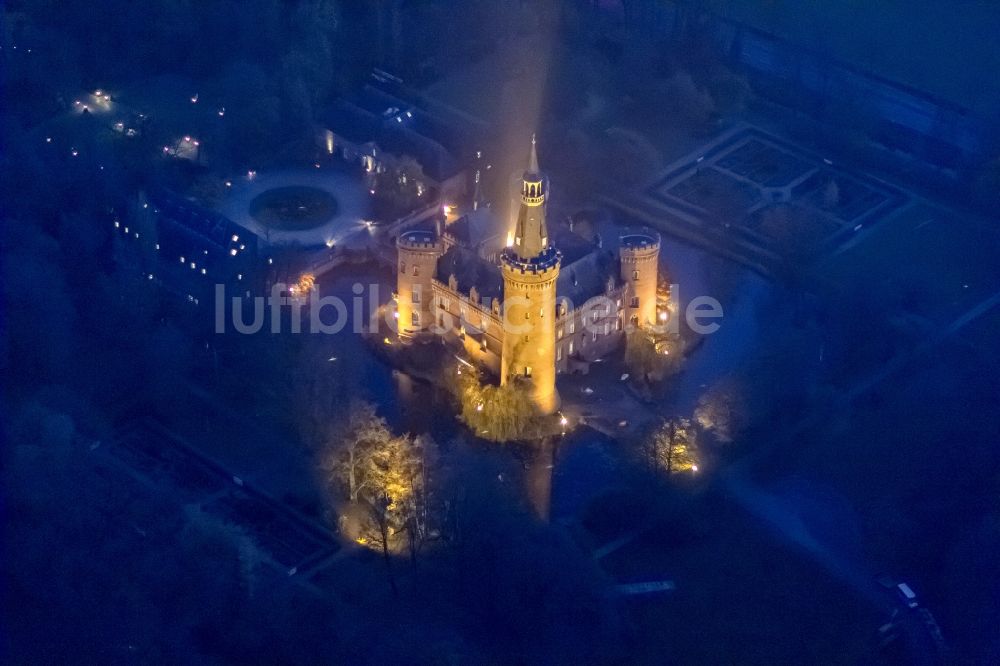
[{"xmin": 395, "ymin": 138, "xmax": 662, "ymax": 414}]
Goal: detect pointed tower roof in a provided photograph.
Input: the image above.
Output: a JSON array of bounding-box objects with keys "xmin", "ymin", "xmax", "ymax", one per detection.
[
  {"xmin": 527, "ymin": 133, "xmax": 539, "ymax": 175},
  {"xmin": 509, "ymin": 135, "xmax": 550, "ymax": 261}
]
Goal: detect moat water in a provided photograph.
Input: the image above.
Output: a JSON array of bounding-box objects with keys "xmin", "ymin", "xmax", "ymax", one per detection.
[{"xmin": 314, "ymin": 236, "xmax": 771, "ymax": 521}]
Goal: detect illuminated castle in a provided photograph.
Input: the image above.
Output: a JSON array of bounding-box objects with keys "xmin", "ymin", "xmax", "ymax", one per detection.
[{"xmin": 396, "ymin": 137, "xmax": 662, "ymax": 415}]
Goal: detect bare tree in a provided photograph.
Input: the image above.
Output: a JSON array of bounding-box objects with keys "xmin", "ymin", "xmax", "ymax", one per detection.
[
  {"xmin": 321, "ymin": 401, "xmax": 392, "ymax": 502},
  {"xmin": 646, "ymin": 417, "xmax": 699, "ymax": 474}
]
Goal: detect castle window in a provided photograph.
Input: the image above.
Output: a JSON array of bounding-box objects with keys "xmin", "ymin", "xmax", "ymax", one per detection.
[
  {"xmin": 569, "ymin": 322, "xmax": 575, "ymax": 335},
  {"xmin": 568, "ymin": 341, "xmax": 574, "ymax": 355},
  {"xmin": 411, "ymin": 312, "xmax": 420, "ymax": 327},
  {"xmin": 632, "ymin": 270, "xmax": 639, "ymax": 280},
  {"xmin": 412, "ymin": 265, "xmax": 420, "ymax": 277},
  {"xmin": 592, "ymin": 331, "xmax": 598, "ymax": 341},
  {"xmin": 557, "ymin": 346, "xmax": 563, "ymax": 362},
  {"xmin": 524, "ymin": 366, "xmax": 532, "ymax": 377},
  {"xmin": 557, "ymin": 327, "xmax": 564, "ymax": 339},
  {"xmin": 630, "ymin": 297, "xmax": 639, "ymax": 308},
  {"xmin": 539, "ymin": 307, "xmax": 545, "ymax": 318},
  {"xmin": 412, "ymin": 288, "xmax": 421, "ymax": 304},
  {"xmin": 400, "ymin": 261, "xmax": 406, "ymax": 274}
]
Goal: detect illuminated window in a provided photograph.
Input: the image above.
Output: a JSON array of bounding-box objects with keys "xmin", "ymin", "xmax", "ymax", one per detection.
[
  {"xmin": 569, "ymin": 322, "xmax": 575, "ymax": 334},
  {"xmin": 524, "ymin": 366, "xmax": 532, "ymax": 377},
  {"xmin": 557, "ymin": 327, "xmax": 564, "ymax": 339},
  {"xmin": 568, "ymin": 341, "xmax": 574, "ymax": 355},
  {"xmin": 557, "ymin": 346, "xmax": 563, "ymax": 361}
]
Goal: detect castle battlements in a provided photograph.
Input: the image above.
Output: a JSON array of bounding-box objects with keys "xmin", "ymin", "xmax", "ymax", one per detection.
[
  {"xmin": 397, "ymin": 230, "xmax": 441, "ymax": 252},
  {"xmin": 394, "ymin": 136, "xmax": 663, "ymax": 415},
  {"xmin": 620, "ymin": 231, "xmax": 661, "ymax": 254},
  {"xmin": 500, "ymin": 246, "xmax": 562, "ymax": 278}
]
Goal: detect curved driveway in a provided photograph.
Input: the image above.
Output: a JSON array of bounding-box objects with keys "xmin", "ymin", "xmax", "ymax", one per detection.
[{"xmin": 217, "ymin": 168, "xmax": 371, "ymax": 248}]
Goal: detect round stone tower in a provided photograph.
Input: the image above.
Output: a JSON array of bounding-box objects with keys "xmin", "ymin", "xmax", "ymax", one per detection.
[
  {"xmin": 619, "ymin": 230, "xmax": 661, "ymax": 329},
  {"xmin": 396, "ymin": 229, "xmax": 441, "ymax": 338},
  {"xmin": 500, "ymin": 136, "xmax": 561, "ymax": 415}
]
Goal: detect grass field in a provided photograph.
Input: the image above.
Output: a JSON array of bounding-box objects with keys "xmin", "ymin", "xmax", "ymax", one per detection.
[{"xmin": 822, "ymin": 202, "xmax": 1000, "ymax": 323}]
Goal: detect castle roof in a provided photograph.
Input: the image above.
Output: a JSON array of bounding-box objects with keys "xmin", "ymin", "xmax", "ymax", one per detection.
[
  {"xmin": 444, "ymin": 206, "xmax": 503, "ymax": 249},
  {"xmin": 435, "ymin": 245, "xmax": 503, "ymax": 300},
  {"xmin": 557, "ymin": 250, "xmax": 620, "ymax": 306}
]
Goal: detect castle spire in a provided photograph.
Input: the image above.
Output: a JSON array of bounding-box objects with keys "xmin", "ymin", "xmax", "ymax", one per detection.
[{"xmin": 512, "ymin": 135, "xmax": 548, "ymax": 260}]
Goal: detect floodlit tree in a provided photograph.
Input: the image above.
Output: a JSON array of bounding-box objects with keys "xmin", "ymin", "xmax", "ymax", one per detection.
[
  {"xmin": 321, "ymin": 401, "xmax": 437, "ymax": 567},
  {"xmin": 645, "ymin": 417, "xmax": 699, "ymax": 474},
  {"xmin": 321, "ymin": 401, "xmax": 393, "ymax": 503},
  {"xmin": 451, "ymin": 364, "xmax": 535, "ymax": 442},
  {"xmin": 354, "ymin": 430, "xmax": 436, "ymax": 579},
  {"xmin": 625, "ymin": 327, "xmax": 682, "ymax": 384}
]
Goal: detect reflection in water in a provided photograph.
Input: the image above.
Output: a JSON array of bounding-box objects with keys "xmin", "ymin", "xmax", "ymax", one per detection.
[
  {"xmin": 321, "ymin": 268, "xmax": 598, "ymax": 525},
  {"xmin": 525, "ymin": 438, "xmax": 556, "ymax": 522}
]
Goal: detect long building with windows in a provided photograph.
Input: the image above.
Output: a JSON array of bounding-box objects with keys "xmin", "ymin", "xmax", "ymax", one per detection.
[{"xmin": 394, "ymin": 138, "xmax": 663, "ymax": 414}]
